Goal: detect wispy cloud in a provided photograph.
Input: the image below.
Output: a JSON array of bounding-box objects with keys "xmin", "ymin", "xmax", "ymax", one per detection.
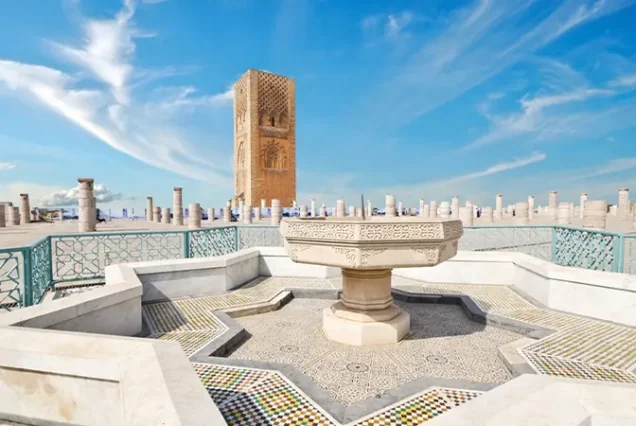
[
  {"xmin": 465, "ymin": 86, "xmax": 617, "ymax": 150},
  {"xmin": 441, "ymin": 152, "xmax": 547, "ymax": 184},
  {"xmin": 610, "ymin": 73, "xmax": 636, "ymax": 88},
  {"xmin": 0, "ymin": 162, "xmax": 16, "ymax": 171},
  {"xmin": 361, "ymin": 0, "xmax": 636, "ymax": 130},
  {"xmin": 582, "ymin": 157, "xmax": 636, "ymax": 178},
  {"xmin": 0, "ymin": 0, "xmax": 234, "ymax": 185},
  {"xmin": 361, "ymin": 10, "xmax": 420, "ymax": 43}
]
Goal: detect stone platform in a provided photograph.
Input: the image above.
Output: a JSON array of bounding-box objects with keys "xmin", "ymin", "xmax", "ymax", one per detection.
[{"xmin": 139, "ymin": 275, "xmax": 636, "ymax": 425}]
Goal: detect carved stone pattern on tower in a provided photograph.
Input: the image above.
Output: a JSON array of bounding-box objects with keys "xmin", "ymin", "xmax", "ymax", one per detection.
[
  {"xmin": 258, "ymin": 72, "xmax": 289, "ymax": 128},
  {"xmin": 235, "ymin": 75, "xmax": 248, "ymax": 134},
  {"xmin": 289, "ymin": 244, "xmax": 311, "ymax": 261},
  {"xmin": 261, "ymin": 140, "xmax": 287, "ymax": 170}
]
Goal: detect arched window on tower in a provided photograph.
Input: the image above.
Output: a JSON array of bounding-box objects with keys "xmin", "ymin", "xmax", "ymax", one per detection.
[{"xmin": 264, "ymin": 143, "xmax": 284, "ymax": 169}]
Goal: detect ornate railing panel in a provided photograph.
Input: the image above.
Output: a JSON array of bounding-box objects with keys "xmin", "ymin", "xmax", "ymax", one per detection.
[
  {"xmin": 622, "ymin": 235, "xmax": 636, "ymax": 274},
  {"xmin": 189, "ymin": 227, "xmax": 237, "ymax": 258},
  {"xmin": 237, "ymin": 226, "xmax": 283, "ymax": 250},
  {"xmin": 51, "ymin": 231, "xmax": 186, "ymax": 282},
  {"xmin": 552, "ymin": 227, "xmax": 620, "ymax": 272},
  {"xmin": 29, "ymin": 237, "xmax": 53, "ymax": 305},
  {"xmin": 460, "ymin": 226, "xmax": 552, "ymax": 261},
  {"xmin": 0, "ymin": 248, "xmax": 24, "ymax": 311}
]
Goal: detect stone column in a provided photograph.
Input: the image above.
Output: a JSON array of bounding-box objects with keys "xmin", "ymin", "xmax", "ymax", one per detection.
[
  {"xmin": 451, "ymin": 197, "xmax": 459, "ymax": 219},
  {"xmin": 482, "ymin": 207, "xmax": 493, "ymax": 223},
  {"xmin": 172, "ymin": 188, "xmax": 184, "ymax": 225},
  {"xmin": 238, "ymin": 199, "xmax": 244, "ymax": 221},
  {"xmin": 356, "ymin": 207, "xmax": 363, "ymax": 217},
  {"xmin": 187, "ymin": 203, "xmax": 201, "ymax": 228},
  {"xmin": 78, "ymin": 178, "xmax": 96, "ymax": 232},
  {"xmin": 548, "ymin": 191, "xmax": 558, "ymax": 219},
  {"xmin": 153, "ymin": 207, "xmax": 161, "ymax": 223},
  {"xmin": 579, "ymin": 193, "xmax": 587, "ymax": 219},
  {"xmin": 311, "ymin": 199, "xmax": 316, "ymax": 217},
  {"xmin": 458, "ymin": 207, "xmax": 473, "ymax": 226},
  {"xmin": 421, "ymin": 205, "xmax": 430, "ymax": 218},
  {"xmin": 271, "ymin": 199, "xmax": 282, "ymax": 225},
  {"xmin": 609, "ymin": 205, "xmax": 617, "ymax": 216},
  {"xmin": 528, "ymin": 196, "xmax": 535, "ymax": 220},
  {"xmin": 208, "ymin": 208, "xmax": 215, "ymax": 222},
  {"xmin": 618, "ymin": 188, "xmax": 630, "ymax": 220},
  {"xmin": 557, "ymin": 202, "xmax": 571, "ymax": 225},
  {"xmin": 397, "ymin": 202, "xmax": 403, "ymax": 216},
  {"xmin": 418, "ymin": 199, "xmax": 425, "ymax": 216},
  {"xmin": 495, "ymin": 194, "xmax": 503, "ymax": 220},
  {"xmin": 19, "ymin": 194, "xmax": 30, "ymax": 224},
  {"xmin": 300, "ymin": 205, "xmax": 308, "ymax": 218},
  {"xmin": 260, "ymin": 199, "xmax": 266, "ymax": 210},
  {"xmin": 223, "ymin": 201, "xmax": 231, "ymax": 222},
  {"xmin": 438, "ymin": 201, "xmax": 450, "ymax": 219},
  {"xmin": 385, "ymin": 195, "xmax": 397, "ymax": 217},
  {"xmin": 514, "ymin": 202, "xmax": 529, "ymax": 225},
  {"xmin": 569, "ymin": 202, "xmax": 575, "ymax": 219},
  {"xmin": 349, "ymin": 205, "xmax": 355, "ymax": 216},
  {"xmin": 9, "ymin": 207, "xmax": 19, "ymax": 226},
  {"xmin": 146, "ymin": 197, "xmax": 153, "ymax": 221},
  {"xmin": 336, "ymin": 200, "xmax": 345, "ymax": 217},
  {"xmin": 243, "ymin": 205, "xmax": 252, "ymax": 224},
  {"xmin": 367, "ymin": 200, "xmax": 372, "ymax": 217},
  {"xmin": 320, "ymin": 204, "xmax": 327, "ymax": 217},
  {"xmin": 429, "ymin": 201, "xmax": 437, "ymax": 218},
  {"xmin": 254, "ymin": 206, "xmax": 261, "ymax": 221},
  {"xmin": 0, "ymin": 205, "xmax": 4, "ymax": 228},
  {"xmin": 162, "ymin": 208, "xmax": 171, "ymax": 224},
  {"xmin": 583, "ymin": 200, "xmax": 607, "ymax": 230}
]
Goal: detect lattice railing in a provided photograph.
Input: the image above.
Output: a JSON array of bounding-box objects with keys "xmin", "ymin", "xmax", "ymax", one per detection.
[
  {"xmin": 4, "ymin": 224, "xmax": 636, "ymax": 310},
  {"xmin": 460, "ymin": 226, "xmax": 552, "ymax": 261},
  {"xmin": 0, "ymin": 248, "xmax": 25, "ymax": 311},
  {"xmin": 50, "ymin": 231, "xmax": 187, "ymax": 282},
  {"xmin": 189, "ymin": 228, "xmax": 237, "ymax": 258},
  {"xmin": 237, "ymin": 226, "xmax": 283, "ymax": 250},
  {"xmin": 552, "ymin": 227, "xmax": 621, "ymax": 272}
]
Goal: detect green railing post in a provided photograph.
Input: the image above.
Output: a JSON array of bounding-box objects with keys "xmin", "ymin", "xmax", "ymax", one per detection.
[
  {"xmin": 616, "ymin": 234, "xmax": 625, "ymax": 273},
  {"xmin": 551, "ymin": 226, "xmax": 558, "ymax": 264},
  {"xmin": 46, "ymin": 236, "xmax": 54, "ymax": 288},
  {"xmin": 184, "ymin": 230, "xmax": 191, "ymax": 259},
  {"xmin": 22, "ymin": 247, "xmax": 33, "ymax": 307},
  {"xmin": 234, "ymin": 226, "xmax": 239, "ymax": 252}
]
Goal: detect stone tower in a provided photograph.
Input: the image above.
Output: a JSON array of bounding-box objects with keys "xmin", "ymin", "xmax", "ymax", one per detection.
[{"xmin": 233, "ymin": 69, "xmax": 296, "ymax": 208}]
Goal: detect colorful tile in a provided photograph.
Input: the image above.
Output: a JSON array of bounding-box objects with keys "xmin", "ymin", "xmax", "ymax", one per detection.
[
  {"xmin": 521, "ymin": 351, "xmax": 636, "ymax": 383},
  {"xmin": 354, "ymin": 389, "xmax": 454, "ymax": 426}
]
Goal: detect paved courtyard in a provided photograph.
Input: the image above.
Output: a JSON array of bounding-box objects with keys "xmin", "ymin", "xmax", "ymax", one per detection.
[{"xmin": 133, "ymin": 275, "xmax": 636, "ymax": 425}]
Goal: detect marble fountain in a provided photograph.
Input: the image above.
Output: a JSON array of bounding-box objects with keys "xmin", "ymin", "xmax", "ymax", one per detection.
[{"xmin": 279, "ymin": 215, "xmax": 464, "ymax": 346}]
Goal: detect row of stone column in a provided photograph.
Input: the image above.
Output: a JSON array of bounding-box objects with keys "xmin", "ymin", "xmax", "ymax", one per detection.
[{"xmin": 0, "ymin": 194, "xmax": 33, "ymax": 227}]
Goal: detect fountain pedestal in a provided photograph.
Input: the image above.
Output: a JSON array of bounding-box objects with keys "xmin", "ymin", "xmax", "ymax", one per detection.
[
  {"xmin": 324, "ymin": 268, "xmax": 410, "ymax": 345},
  {"xmin": 280, "ymin": 216, "xmax": 463, "ymax": 346}
]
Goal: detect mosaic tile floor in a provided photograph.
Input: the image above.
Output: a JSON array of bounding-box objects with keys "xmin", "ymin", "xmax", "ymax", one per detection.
[
  {"xmin": 194, "ymin": 363, "xmax": 482, "ymax": 426},
  {"xmin": 142, "ymin": 275, "xmax": 636, "ymax": 425},
  {"xmin": 229, "ymin": 298, "xmax": 518, "ymax": 405}
]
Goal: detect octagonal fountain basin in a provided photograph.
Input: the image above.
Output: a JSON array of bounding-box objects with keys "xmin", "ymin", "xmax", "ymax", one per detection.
[{"xmin": 279, "ymin": 217, "xmax": 464, "ymax": 346}]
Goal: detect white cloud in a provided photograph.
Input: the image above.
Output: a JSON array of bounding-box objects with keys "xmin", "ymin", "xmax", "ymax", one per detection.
[
  {"xmin": 0, "ymin": 162, "xmax": 16, "ymax": 171},
  {"xmin": 39, "ymin": 183, "xmax": 126, "ymax": 207},
  {"xmin": 0, "ymin": 0, "xmax": 234, "ymax": 186},
  {"xmin": 385, "ymin": 12, "xmax": 413, "ymax": 39},
  {"xmin": 299, "ymin": 152, "xmax": 546, "ymax": 207},
  {"xmin": 610, "ymin": 73, "xmax": 636, "ymax": 88},
  {"xmin": 582, "ymin": 157, "xmax": 636, "ymax": 178},
  {"xmin": 441, "ymin": 152, "xmax": 547, "ymax": 184},
  {"xmin": 361, "ymin": 0, "xmax": 636, "ymax": 130},
  {"xmin": 465, "ymin": 85, "xmax": 618, "ymax": 150}
]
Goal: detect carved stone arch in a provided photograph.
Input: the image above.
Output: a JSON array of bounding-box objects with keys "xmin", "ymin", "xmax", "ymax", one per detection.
[{"xmin": 261, "ymin": 140, "xmax": 287, "ymax": 170}]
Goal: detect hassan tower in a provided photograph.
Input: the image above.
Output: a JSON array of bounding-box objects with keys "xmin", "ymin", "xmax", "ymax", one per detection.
[{"xmin": 232, "ymin": 69, "xmax": 296, "ymax": 208}]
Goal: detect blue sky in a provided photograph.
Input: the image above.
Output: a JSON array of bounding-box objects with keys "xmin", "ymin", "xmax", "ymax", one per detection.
[{"xmin": 1, "ymin": 0, "xmax": 636, "ymax": 210}]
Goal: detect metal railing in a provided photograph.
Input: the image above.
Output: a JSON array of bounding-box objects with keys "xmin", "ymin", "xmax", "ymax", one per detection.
[{"xmin": 1, "ymin": 224, "xmax": 634, "ymax": 311}]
